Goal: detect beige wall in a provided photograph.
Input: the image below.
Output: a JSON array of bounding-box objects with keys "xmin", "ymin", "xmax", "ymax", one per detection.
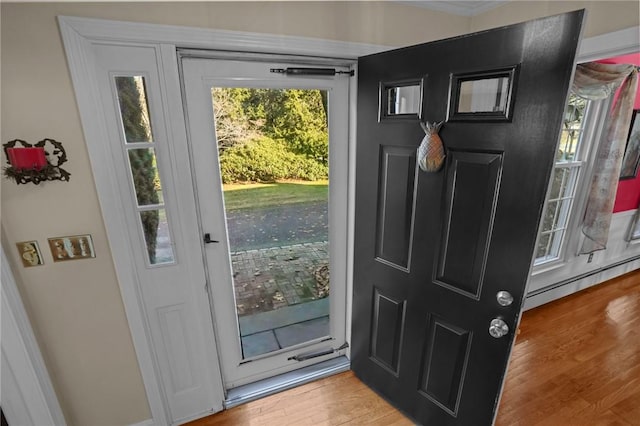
[
  {"xmin": 0, "ymin": 2, "xmax": 638, "ymax": 425},
  {"xmin": 471, "ymin": 0, "xmax": 639, "ymax": 37}
]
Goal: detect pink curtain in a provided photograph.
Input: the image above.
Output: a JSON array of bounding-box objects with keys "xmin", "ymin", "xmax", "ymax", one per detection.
[{"xmin": 575, "ymin": 63, "xmax": 638, "ymax": 254}]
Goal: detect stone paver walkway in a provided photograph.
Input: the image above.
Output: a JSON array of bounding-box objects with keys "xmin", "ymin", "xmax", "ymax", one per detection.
[{"xmin": 232, "ymin": 241, "xmax": 329, "ymax": 317}]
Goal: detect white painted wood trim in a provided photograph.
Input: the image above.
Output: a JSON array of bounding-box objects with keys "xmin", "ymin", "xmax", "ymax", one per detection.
[
  {"xmin": 58, "ymin": 15, "xmax": 389, "ymax": 59},
  {"xmin": 1, "ymin": 246, "xmax": 67, "ymax": 426},
  {"xmin": 58, "ymin": 20, "xmax": 170, "ymax": 426},
  {"xmin": 57, "ymin": 15, "xmax": 386, "ymax": 426},
  {"xmin": 577, "ymin": 26, "xmax": 639, "ymax": 62},
  {"xmin": 525, "ymin": 255, "xmax": 640, "ymax": 310}
]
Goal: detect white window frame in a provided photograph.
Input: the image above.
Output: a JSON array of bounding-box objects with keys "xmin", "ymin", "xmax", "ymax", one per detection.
[
  {"xmin": 531, "ymin": 26, "xmax": 639, "ymax": 274},
  {"xmin": 534, "ymin": 96, "xmax": 611, "ymax": 269}
]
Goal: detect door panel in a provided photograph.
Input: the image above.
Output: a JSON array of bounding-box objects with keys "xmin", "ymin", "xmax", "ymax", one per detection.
[
  {"xmin": 419, "ymin": 314, "xmax": 471, "ymax": 415},
  {"xmin": 370, "ymin": 288, "xmax": 406, "ymax": 374},
  {"xmin": 436, "ymin": 151, "xmax": 502, "ymax": 298},
  {"xmin": 352, "ymin": 11, "xmax": 584, "ymax": 425},
  {"xmin": 375, "ymin": 146, "xmax": 417, "ymax": 270}
]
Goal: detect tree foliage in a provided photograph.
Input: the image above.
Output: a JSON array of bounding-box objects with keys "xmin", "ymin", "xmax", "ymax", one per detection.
[
  {"xmin": 211, "ymin": 88, "xmax": 329, "ymax": 183},
  {"xmin": 116, "ymin": 77, "xmax": 159, "ymax": 263}
]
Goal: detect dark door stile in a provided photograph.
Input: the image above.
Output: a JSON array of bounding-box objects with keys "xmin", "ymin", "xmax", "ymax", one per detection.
[{"xmin": 351, "ymin": 11, "xmax": 584, "ymax": 426}]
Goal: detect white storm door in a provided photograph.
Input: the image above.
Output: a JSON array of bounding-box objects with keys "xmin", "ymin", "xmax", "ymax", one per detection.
[{"xmin": 181, "ymin": 57, "xmax": 350, "ymax": 388}]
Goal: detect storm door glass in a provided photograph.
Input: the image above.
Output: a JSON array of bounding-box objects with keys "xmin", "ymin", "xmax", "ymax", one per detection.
[{"xmin": 212, "ymin": 87, "xmax": 331, "ymax": 358}]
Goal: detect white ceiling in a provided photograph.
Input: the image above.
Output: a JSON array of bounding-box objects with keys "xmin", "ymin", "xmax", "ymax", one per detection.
[{"xmin": 395, "ymin": 1, "xmax": 508, "ymax": 16}]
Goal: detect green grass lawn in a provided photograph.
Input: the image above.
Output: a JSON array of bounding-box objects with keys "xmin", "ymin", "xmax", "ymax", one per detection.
[{"xmin": 222, "ymin": 180, "xmax": 328, "ymax": 211}]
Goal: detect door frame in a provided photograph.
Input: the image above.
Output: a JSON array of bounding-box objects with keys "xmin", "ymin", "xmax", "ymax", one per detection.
[
  {"xmin": 58, "ymin": 15, "xmax": 638, "ymax": 426},
  {"xmin": 59, "ymin": 15, "xmax": 384, "ymax": 426},
  {"xmin": 181, "ymin": 57, "xmax": 351, "ymax": 387}
]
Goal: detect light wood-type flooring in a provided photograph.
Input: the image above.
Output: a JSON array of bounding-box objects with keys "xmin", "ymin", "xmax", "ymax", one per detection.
[{"xmin": 187, "ymin": 269, "xmax": 640, "ymax": 425}]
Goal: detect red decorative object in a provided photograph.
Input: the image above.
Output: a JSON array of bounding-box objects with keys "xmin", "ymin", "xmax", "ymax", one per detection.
[
  {"xmin": 3, "ymin": 138, "xmax": 71, "ymax": 185},
  {"xmin": 7, "ymin": 147, "xmax": 47, "ymax": 171}
]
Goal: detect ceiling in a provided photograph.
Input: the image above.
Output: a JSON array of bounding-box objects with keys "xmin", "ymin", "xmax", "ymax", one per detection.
[{"xmin": 394, "ymin": 1, "xmax": 508, "ymax": 16}]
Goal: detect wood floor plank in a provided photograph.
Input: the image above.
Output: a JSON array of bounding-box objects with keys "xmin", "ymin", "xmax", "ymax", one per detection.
[{"xmin": 187, "ymin": 269, "xmax": 640, "ymax": 426}]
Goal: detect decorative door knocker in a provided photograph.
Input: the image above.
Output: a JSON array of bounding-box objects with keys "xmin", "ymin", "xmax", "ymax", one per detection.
[{"xmin": 417, "ymin": 121, "xmax": 445, "ymax": 172}]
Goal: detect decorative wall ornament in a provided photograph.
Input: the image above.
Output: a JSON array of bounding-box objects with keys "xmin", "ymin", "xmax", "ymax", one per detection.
[
  {"xmin": 3, "ymin": 138, "xmax": 71, "ymax": 185},
  {"xmin": 417, "ymin": 121, "xmax": 445, "ymax": 172},
  {"xmin": 48, "ymin": 235, "xmax": 95, "ymax": 262},
  {"xmin": 16, "ymin": 241, "xmax": 44, "ymax": 267}
]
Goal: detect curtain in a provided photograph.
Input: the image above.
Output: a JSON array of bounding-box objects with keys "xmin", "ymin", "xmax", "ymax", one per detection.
[{"xmin": 575, "ymin": 63, "xmax": 638, "ymax": 254}]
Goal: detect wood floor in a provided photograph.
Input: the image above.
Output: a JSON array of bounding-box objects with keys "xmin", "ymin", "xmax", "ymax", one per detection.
[{"xmin": 187, "ymin": 269, "xmax": 640, "ymax": 425}]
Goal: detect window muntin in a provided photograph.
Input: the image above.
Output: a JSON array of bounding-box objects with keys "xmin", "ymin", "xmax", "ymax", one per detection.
[{"xmin": 115, "ymin": 75, "xmax": 175, "ymax": 265}]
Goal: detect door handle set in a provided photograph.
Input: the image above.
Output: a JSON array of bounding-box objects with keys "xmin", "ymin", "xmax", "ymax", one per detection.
[
  {"xmin": 489, "ymin": 290, "xmax": 514, "ymax": 339},
  {"xmin": 203, "ymin": 233, "xmax": 219, "ymax": 244}
]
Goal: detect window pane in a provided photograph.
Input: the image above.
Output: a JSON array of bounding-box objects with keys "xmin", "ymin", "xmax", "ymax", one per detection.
[
  {"xmin": 140, "ymin": 209, "xmax": 174, "ymax": 265},
  {"xmin": 536, "ymin": 232, "xmax": 551, "ymax": 259},
  {"xmin": 540, "ymin": 200, "xmax": 559, "ymax": 233},
  {"xmin": 558, "ymin": 95, "xmax": 588, "ymax": 161},
  {"xmin": 212, "ymin": 87, "xmax": 331, "ymax": 358},
  {"xmin": 128, "ymin": 148, "xmax": 164, "ymax": 206},
  {"xmin": 115, "ymin": 76, "xmax": 154, "ymax": 143},
  {"xmin": 387, "ymin": 85, "xmax": 421, "ymax": 115},
  {"xmin": 458, "ymin": 77, "xmax": 509, "ymax": 113}
]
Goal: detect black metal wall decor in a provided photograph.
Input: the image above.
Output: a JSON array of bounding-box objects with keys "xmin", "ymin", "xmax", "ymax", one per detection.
[{"xmin": 3, "ymin": 138, "xmax": 71, "ymax": 185}]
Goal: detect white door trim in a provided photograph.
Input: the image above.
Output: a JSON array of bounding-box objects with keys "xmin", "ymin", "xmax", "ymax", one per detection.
[
  {"xmin": 57, "ymin": 14, "xmax": 639, "ymax": 426},
  {"xmin": 58, "ymin": 15, "xmax": 386, "ymax": 426},
  {"xmin": 1, "ymin": 246, "xmax": 67, "ymax": 426}
]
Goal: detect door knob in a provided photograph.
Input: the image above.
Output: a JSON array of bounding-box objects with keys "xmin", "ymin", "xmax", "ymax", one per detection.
[
  {"xmin": 489, "ymin": 318, "xmax": 509, "ymax": 338},
  {"xmin": 496, "ymin": 290, "xmax": 514, "ymax": 307}
]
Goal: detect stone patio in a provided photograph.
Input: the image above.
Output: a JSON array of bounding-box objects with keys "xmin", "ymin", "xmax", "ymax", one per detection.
[
  {"xmin": 231, "ymin": 241, "xmax": 330, "ymax": 358},
  {"xmin": 231, "ymin": 241, "xmax": 329, "ymax": 317}
]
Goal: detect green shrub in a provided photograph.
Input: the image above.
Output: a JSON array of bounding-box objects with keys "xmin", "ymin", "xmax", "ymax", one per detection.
[{"xmin": 219, "ymin": 136, "xmax": 328, "ymax": 183}]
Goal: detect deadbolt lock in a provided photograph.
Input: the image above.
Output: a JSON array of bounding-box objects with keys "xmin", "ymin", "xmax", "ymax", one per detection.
[{"xmin": 496, "ymin": 290, "xmax": 514, "ymax": 307}]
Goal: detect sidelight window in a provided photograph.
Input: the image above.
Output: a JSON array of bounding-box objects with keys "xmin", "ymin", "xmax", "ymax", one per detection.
[{"xmin": 115, "ymin": 76, "xmax": 175, "ymax": 265}]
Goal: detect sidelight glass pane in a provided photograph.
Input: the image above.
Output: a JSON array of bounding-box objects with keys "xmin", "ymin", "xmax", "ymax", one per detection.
[
  {"xmin": 127, "ymin": 148, "xmax": 165, "ymax": 206},
  {"xmin": 212, "ymin": 87, "xmax": 331, "ymax": 359},
  {"xmin": 139, "ymin": 209, "xmax": 174, "ymax": 265},
  {"xmin": 457, "ymin": 77, "xmax": 510, "ymax": 113},
  {"xmin": 115, "ymin": 76, "xmax": 154, "ymax": 143}
]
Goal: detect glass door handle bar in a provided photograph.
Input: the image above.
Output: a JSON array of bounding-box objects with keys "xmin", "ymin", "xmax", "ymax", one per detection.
[
  {"xmin": 203, "ymin": 233, "xmax": 219, "ymax": 244},
  {"xmin": 288, "ymin": 342, "xmax": 349, "ymax": 362}
]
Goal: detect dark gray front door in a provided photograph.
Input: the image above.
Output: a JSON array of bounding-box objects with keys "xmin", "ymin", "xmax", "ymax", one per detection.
[{"xmin": 351, "ymin": 11, "xmax": 584, "ymax": 425}]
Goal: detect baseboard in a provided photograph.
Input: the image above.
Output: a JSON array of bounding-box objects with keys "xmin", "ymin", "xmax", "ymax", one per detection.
[{"xmin": 524, "ymin": 256, "xmax": 640, "ymax": 310}]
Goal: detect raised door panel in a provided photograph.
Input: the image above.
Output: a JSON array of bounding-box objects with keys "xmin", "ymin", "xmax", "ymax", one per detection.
[
  {"xmin": 435, "ymin": 151, "xmax": 503, "ymax": 299},
  {"xmin": 375, "ymin": 146, "xmax": 417, "ymax": 271}
]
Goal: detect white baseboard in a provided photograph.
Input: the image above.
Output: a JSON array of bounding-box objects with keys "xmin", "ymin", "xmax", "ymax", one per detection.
[{"xmin": 524, "ymin": 256, "xmax": 640, "ymax": 310}]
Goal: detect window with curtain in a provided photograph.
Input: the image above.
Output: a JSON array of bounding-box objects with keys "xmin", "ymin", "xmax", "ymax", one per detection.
[
  {"xmin": 535, "ymin": 61, "xmax": 638, "ymax": 266},
  {"xmin": 535, "ymin": 95, "xmax": 593, "ymax": 264}
]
